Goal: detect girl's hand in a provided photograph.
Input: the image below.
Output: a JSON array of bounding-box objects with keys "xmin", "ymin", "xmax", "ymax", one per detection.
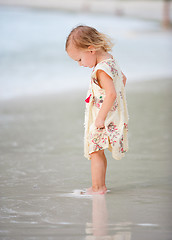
[{"xmin": 95, "ymin": 117, "xmax": 105, "ymax": 129}]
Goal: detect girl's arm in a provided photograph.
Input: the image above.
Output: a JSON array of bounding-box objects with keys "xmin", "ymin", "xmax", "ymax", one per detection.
[
  {"xmin": 95, "ymin": 70, "xmax": 116, "ymax": 129},
  {"xmin": 122, "ymin": 72, "xmax": 127, "ymax": 86}
]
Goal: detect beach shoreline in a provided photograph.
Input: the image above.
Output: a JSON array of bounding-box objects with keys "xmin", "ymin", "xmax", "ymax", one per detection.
[{"xmin": 0, "ymin": 77, "xmax": 171, "ymax": 239}]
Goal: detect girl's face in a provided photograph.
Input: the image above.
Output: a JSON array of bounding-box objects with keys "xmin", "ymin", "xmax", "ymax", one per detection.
[{"xmin": 67, "ymin": 43, "xmax": 97, "ymax": 68}]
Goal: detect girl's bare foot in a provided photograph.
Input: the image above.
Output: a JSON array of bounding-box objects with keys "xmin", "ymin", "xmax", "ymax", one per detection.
[{"xmin": 83, "ymin": 186, "xmax": 107, "ymax": 195}]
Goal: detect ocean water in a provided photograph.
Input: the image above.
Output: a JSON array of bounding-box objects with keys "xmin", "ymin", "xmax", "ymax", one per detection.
[{"xmin": 0, "ymin": 6, "xmax": 172, "ymax": 100}]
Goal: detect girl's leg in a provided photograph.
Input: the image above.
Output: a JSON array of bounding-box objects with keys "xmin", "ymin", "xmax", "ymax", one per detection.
[
  {"xmin": 103, "ymin": 151, "xmax": 107, "ymax": 182},
  {"xmin": 88, "ymin": 150, "xmax": 107, "ymax": 194}
]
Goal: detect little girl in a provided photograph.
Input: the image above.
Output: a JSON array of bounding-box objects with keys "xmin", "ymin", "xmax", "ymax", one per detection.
[{"xmin": 65, "ymin": 25, "xmax": 129, "ymax": 195}]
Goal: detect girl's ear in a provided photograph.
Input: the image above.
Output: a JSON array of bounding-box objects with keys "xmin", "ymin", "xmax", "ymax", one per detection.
[{"xmin": 88, "ymin": 45, "xmax": 96, "ymax": 53}]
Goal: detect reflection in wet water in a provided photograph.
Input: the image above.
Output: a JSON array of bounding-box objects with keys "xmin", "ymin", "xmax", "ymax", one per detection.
[{"xmin": 85, "ymin": 195, "xmax": 132, "ymax": 240}]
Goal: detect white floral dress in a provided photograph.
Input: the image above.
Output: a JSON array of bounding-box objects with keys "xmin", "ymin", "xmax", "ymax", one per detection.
[{"xmin": 84, "ymin": 58, "xmax": 129, "ymax": 160}]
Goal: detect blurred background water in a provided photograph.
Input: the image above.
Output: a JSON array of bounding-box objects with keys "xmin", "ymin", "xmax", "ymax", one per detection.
[
  {"xmin": 0, "ymin": 1, "xmax": 172, "ymax": 240},
  {"xmin": 0, "ymin": 3, "xmax": 172, "ymax": 99}
]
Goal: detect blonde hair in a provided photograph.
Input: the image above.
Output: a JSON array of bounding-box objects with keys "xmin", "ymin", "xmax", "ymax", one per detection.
[{"xmin": 65, "ymin": 25, "xmax": 114, "ymax": 52}]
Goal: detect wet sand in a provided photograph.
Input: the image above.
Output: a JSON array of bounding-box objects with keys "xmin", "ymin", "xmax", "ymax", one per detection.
[{"xmin": 0, "ymin": 79, "xmax": 172, "ymax": 239}]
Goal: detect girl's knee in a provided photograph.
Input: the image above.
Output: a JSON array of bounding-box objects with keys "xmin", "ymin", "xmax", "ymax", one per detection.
[{"xmin": 90, "ymin": 150, "xmax": 104, "ymax": 159}]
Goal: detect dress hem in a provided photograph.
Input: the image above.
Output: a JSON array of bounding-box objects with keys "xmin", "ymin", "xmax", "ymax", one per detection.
[{"xmin": 85, "ymin": 145, "xmax": 128, "ymax": 160}]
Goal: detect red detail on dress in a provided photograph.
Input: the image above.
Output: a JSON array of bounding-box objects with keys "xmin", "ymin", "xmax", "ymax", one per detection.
[{"xmin": 85, "ymin": 94, "xmax": 91, "ymax": 103}]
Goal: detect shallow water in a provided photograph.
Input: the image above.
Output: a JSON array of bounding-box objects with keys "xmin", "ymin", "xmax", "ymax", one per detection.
[{"xmin": 0, "ymin": 79, "xmax": 172, "ymax": 239}]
